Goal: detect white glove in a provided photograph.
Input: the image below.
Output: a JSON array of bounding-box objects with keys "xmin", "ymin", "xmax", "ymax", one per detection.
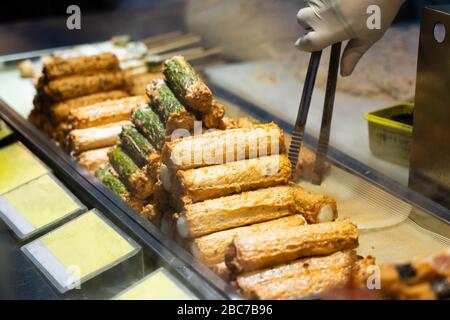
[{"xmin": 296, "ymin": 0, "xmax": 406, "ymax": 76}]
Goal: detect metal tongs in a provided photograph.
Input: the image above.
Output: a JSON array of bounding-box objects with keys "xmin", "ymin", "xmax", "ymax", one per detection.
[{"xmin": 288, "ymin": 42, "xmax": 342, "ymax": 185}]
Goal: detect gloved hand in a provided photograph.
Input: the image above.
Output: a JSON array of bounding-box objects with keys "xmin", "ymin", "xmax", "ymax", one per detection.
[{"xmin": 296, "ymin": 0, "xmax": 406, "ymax": 76}]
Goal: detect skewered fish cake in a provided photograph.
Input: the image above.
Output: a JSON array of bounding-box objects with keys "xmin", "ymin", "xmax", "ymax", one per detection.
[
  {"xmin": 119, "ymin": 125, "xmax": 157, "ymax": 168},
  {"xmin": 108, "ymin": 146, "xmax": 155, "ymax": 200},
  {"xmin": 163, "ymin": 55, "xmax": 213, "ymax": 112},
  {"xmin": 191, "ymin": 215, "xmax": 306, "ymax": 267},
  {"xmin": 42, "ymin": 53, "xmax": 120, "ymax": 80},
  {"xmin": 162, "ymin": 123, "xmax": 286, "ymax": 171},
  {"xmin": 174, "ymin": 154, "xmax": 291, "ymax": 204},
  {"xmin": 177, "ymin": 186, "xmax": 297, "ymax": 238},
  {"xmin": 132, "ymin": 107, "xmax": 166, "ymax": 150},
  {"xmin": 42, "ymin": 72, "xmax": 125, "ymax": 102},
  {"xmin": 77, "ymin": 147, "xmax": 111, "ymax": 174},
  {"xmin": 69, "ymin": 96, "xmax": 147, "ymax": 129},
  {"xmin": 67, "ymin": 121, "xmax": 131, "ymax": 154},
  {"xmin": 50, "ymin": 90, "xmax": 128, "ymax": 123},
  {"xmin": 236, "ymin": 251, "xmax": 375, "ymax": 299},
  {"xmin": 146, "ymin": 79, "xmax": 196, "ymax": 134}
]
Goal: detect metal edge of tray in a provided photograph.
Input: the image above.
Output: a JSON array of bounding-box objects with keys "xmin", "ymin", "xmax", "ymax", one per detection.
[
  {"xmin": 0, "ymin": 99, "xmax": 239, "ymax": 300},
  {"xmin": 208, "ymin": 82, "xmax": 450, "ymax": 226}
]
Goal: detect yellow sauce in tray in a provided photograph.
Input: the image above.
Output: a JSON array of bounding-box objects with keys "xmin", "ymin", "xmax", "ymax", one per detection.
[
  {"xmin": 40, "ymin": 210, "xmax": 136, "ymax": 278},
  {"xmin": 0, "ymin": 143, "xmax": 48, "ymax": 194},
  {"xmin": 115, "ymin": 268, "xmax": 192, "ymax": 300},
  {"xmin": 1, "ymin": 174, "xmax": 82, "ymax": 230}
]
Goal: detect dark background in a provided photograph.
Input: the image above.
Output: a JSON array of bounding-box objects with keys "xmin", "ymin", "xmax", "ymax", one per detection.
[
  {"xmin": 0, "ymin": 0, "xmax": 446, "ymax": 55},
  {"xmin": 0, "ymin": 0, "xmax": 443, "ymax": 23},
  {"xmin": 0, "ymin": 0, "xmax": 186, "ymax": 55},
  {"xmin": 0, "ymin": 0, "xmax": 182, "ymax": 23}
]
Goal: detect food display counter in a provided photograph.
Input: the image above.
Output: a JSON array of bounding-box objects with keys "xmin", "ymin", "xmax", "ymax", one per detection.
[
  {"xmin": 0, "ymin": 101, "xmax": 235, "ymax": 300},
  {"xmin": 0, "ymin": 3, "xmax": 449, "ymax": 301}
]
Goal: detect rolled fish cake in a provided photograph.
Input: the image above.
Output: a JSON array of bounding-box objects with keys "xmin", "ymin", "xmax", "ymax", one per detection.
[
  {"xmin": 50, "ymin": 90, "xmax": 128, "ymax": 123},
  {"xmin": 163, "ymin": 55, "xmax": 212, "ymax": 112},
  {"xmin": 42, "ymin": 53, "xmax": 120, "ymax": 80},
  {"xmin": 43, "ymin": 72, "xmax": 125, "ymax": 102},
  {"xmin": 68, "ymin": 121, "xmax": 131, "ymax": 154},
  {"xmin": 162, "ymin": 123, "xmax": 286, "ymax": 171},
  {"xmin": 177, "ymin": 186, "xmax": 297, "ymax": 239},
  {"xmin": 174, "ymin": 154, "xmax": 291, "ymax": 204},
  {"xmin": 69, "ymin": 96, "xmax": 147, "ymax": 129},
  {"xmin": 191, "ymin": 215, "xmax": 307, "ymax": 267}
]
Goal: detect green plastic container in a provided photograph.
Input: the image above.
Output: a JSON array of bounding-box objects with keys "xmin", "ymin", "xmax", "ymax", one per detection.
[{"xmin": 364, "ymin": 103, "xmax": 413, "ymax": 167}]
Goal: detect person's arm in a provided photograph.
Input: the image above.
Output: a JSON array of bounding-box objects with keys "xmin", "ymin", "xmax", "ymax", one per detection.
[{"xmin": 296, "ymin": 0, "xmax": 406, "ymax": 76}]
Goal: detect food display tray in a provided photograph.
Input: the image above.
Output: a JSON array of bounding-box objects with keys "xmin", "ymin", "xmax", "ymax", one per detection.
[
  {"xmin": 0, "ymin": 100, "xmax": 236, "ymax": 299},
  {"xmin": 0, "ymin": 49, "xmax": 448, "ymax": 299}
]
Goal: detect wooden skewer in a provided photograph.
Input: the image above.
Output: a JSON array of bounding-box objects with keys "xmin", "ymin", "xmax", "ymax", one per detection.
[
  {"xmin": 117, "ymin": 32, "xmax": 200, "ymax": 62},
  {"xmin": 182, "ymin": 47, "xmax": 223, "ymax": 61},
  {"xmin": 159, "ymin": 47, "xmax": 205, "ymax": 60},
  {"xmin": 144, "ymin": 32, "xmax": 196, "ymax": 48},
  {"xmin": 195, "ymin": 60, "xmax": 227, "ymax": 72},
  {"xmin": 123, "ymin": 46, "xmax": 223, "ymax": 74},
  {"xmin": 159, "ymin": 47, "xmax": 223, "ymax": 62},
  {"xmin": 140, "ymin": 31, "xmax": 183, "ymax": 45}
]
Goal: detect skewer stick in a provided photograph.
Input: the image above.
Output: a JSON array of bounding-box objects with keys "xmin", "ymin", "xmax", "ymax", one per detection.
[
  {"xmin": 122, "ymin": 52, "xmax": 183, "ymax": 72},
  {"xmin": 145, "ymin": 33, "xmax": 197, "ymax": 48},
  {"xmin": 123, "ymin": 46, "xmax": 223, "ymax": 73},
  {"xmin": 157, "ymin": 46, "xmax": 223, "ymax": 62},
  {"xmin": 182, "ymin": 47, "xmax": 223, "ymax": 61},
  {"xmin": 159, "ymin": 47, "xmax": 205, "ymax": 60},
  {"xmin": 119, "ymin": 33, "xmax": 200, "ymax": 62},
  {"xmin": 193, "ymin": 60, "xmax": 226, "ymax": 72}
]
